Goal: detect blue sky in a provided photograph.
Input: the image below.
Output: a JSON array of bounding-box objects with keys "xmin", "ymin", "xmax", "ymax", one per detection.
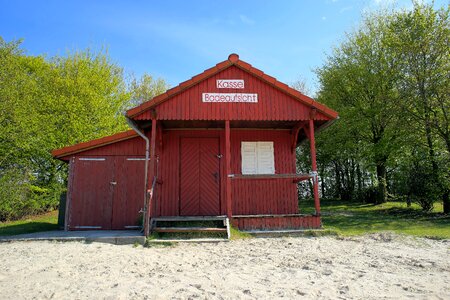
[{"xmin": 1, "ymin": 0, "xmax": 446, "ymax": 95}]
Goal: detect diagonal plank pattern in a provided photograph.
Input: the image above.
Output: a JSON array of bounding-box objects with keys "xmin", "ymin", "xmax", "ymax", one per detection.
[{"xmin": 180, "ymin": 138, "xmax": 220, "ymax": 216}]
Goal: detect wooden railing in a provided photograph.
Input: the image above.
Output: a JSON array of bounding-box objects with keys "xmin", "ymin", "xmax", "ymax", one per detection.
[{"xmin": 228, "ymin": 173, "xmax": 314, "ymax": 183}]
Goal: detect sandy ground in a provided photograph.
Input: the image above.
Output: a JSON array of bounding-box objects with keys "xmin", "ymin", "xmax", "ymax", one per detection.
[{"xmin": 0, "ymin": 233, "xmax": 449, "ymax": 300}]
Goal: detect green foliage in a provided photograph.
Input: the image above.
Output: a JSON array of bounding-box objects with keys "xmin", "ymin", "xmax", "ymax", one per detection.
[
  {"xmin": 313, "ymin": 2, "xmax": 449, "ymax": 211},
  {"xmin": 407, "ymin": 150, "xmax": 441, "ymax": 211},
  {"xmin": 229, "ymin": 225, "xmax": 252, "ymax": 240},
  {"xmin": 128, "ymin": 73, "xmax": 168, "ymax": 108},
  {"xmin": 0, "ymin": 210, "xmax": 59, "ymax": 236},
  {"xmin": 0, "ymin": 37, "xmax": 168, "ymax": 221},
  {"xmin": 303, "ymin": 199, "xmax": 450, "ymax": 239}
]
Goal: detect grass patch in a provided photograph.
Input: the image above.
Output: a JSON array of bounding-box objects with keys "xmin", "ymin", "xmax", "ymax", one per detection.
[
  {"xmin": 300, "ymin": 199, "xmax": 450, "ymax": 239},
  {"xmin": 0, "ymin": 210, "xmax": 59, "ymax": 236},
  {"xmin": 229, "ymin": 225, "xmax": 252, "ymax": 240},
  {"xmin": 145, "ymin": 233, "xmax": 176, "ymax": 247}
]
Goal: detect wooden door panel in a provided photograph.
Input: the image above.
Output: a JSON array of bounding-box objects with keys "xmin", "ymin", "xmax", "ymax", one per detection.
[
  {"xmin": 69, "ymin": 158, "xmax": 113, "ymax": 230},
  {"xmin": 180, "ymin": 138, "xmax": 220, "ymax": 216},
  {"xmin": 111, "ymin": 157, "xmax": 145, "ymax": 229},
  {"xmin": 180, "ymin": 138, "xmax": 200, "ymax": 215},
  {"xmin": 199, "ymin": 138, "xmax": 220, "ymax": 215}
]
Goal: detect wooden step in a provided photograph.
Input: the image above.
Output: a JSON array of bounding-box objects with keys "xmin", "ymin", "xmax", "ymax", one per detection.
[
  {"xmin": 154, "ymin": 227, "xmax": 227, "ymax": 233},
  {"xmin": 149, "ymin": 238, "xmax": 229, "ymax": 243},
  {"xmin": 152, "ymin": 216, "xmax": 227, "ymax": 222}
]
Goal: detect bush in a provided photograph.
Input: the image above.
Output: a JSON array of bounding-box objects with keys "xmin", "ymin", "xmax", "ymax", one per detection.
[
  {"xmin": 407, "ymin": 161, "xmax": 441, "ymax": 212},
  {"xmin": 356, "ymin": 186, "xmax": 379, "ymax": 204},
  {"xmin": 0, "ymin": 168, "xmax": 61, "ymax": 221}
]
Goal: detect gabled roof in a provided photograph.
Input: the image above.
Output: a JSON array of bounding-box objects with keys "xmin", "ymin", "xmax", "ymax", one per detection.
[
  {"xmin": 126, "ymin": 54, "xmax": 338, "ymax": 120},
  {"xmin": 52, "ymin": 130, "xmax": 138, "ymax": 160}
]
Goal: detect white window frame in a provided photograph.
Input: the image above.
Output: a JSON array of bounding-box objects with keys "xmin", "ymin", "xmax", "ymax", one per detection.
[{"xmin": 241, "ymin": 141, "xmax": 275, "ymax": 175}]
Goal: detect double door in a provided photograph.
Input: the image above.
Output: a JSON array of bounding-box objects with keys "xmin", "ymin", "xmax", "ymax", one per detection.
[
  {"xmin": 180, "ymin": 138, "xmax": 221, "ymax": 216},
  {"xmin": 69, "ymin": 156, "xmax": 145, "ymax": 230}
]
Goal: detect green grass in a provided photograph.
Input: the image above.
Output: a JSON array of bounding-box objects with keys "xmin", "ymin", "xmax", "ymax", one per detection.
[
  {"xmin": 2, "ymin": 201, "xmax": 448, "ymax": 240},
  {"xmin": 229, "ymin": 225, "xmax": 252, "ymax": 240},
  {"xmin": 0, "ymin": 210, "xmax": 59, "ymax": 236},
  {"xmin": 300, "ymin": 199, "xmax": 450, "ymax": 239}
]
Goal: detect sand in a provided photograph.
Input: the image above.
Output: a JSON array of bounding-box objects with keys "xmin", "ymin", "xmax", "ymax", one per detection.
[{"xmin": 0, "ymin": 233, "xmax": 449, "ymax": 299}]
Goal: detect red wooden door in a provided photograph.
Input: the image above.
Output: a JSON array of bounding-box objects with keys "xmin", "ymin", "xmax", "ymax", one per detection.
[
  {"xmin": 111, "ymin": 157, "xmax": 145, "ymax": 229},
  {"xmin": 69, "ymin": 157, "xmax": 114, "ymax": 230},
  {"xmin": 180, "ymin": 138, "xmax": 220, "ymax": 216}
]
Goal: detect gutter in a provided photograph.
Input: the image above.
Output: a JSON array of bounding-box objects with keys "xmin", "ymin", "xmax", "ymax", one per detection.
[{"xmin": 126, "ymin": 117, "xmax": 149, "ymax": 232}]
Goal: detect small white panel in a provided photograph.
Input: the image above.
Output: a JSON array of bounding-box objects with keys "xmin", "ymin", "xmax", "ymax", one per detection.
[
  {"xmin": 241, "ymin": 142, "xmax": 257, "ymax": 174},
  {"xmin": 256, "ymin": 142, "xmax": 275, "ymax": 174}
]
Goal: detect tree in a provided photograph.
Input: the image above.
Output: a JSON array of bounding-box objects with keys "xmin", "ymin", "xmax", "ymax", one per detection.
[
  {"xmin": 0, "ymin": 37, "xmax": 171, "ymax": 220},
  {"xmin": 316, "ymin": 11, "xmax": 405, "ymax": 204},
  {"xmin": 0, "ymin": 38, "xmax": 164, "ymax": 220},
  {"xmin": 387, "ymin": 3, "xmax": 450, "ymax": 212},
  {"xmin": 128, "ymin": 73, "xmax": 168, "ymax": 108}
]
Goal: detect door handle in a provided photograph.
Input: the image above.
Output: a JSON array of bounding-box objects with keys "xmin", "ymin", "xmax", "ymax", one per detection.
[{"xmin": 110, "ymin": 181, "xmax": 117, "ymax": 185}]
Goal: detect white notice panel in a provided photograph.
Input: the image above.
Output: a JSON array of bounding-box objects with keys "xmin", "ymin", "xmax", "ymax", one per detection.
[
  {"xmin": 202, "ymin": 93, "xmax": 257, "ymax": 103},
  {"xmin": 216, "ymin": 79, "xmax": 245, "ymax": 89}
]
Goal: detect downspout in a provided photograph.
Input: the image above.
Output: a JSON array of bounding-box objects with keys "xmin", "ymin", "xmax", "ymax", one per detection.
[{"xmin": 126, "ymin": 117, "xmax": 149, "ymax": 232}]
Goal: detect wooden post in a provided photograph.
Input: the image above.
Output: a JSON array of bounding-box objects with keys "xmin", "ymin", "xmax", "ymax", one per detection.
[
  {"xmin": 64, "ymin": 157, "xmax": 75, "ymax": 231},
  {"xmin": 144, "ymin": 118, "xmax": 157, "ymax": 236},
  {"xmin": 309, "ymin": 119, "xmax": 320, "ymax": 216},
  {"xmin": 225, "ymin": 120, "xmax": 232, "ymax": 218}
]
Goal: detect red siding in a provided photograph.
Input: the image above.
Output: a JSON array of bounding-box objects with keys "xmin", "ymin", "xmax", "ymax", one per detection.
[
  {"xmin": 134, "ymin": 66, "xmax": 330, "ymax": 121},
  {"xmin": 157, "ymin": 129, "xmax": 298, "ymax": 217},
  {"xmin": 70, "ymin": 136, "xmax": 145, "ymax": 157},
  {"xmin": 231, "ymin": 130, "xmax": 298, "ymax": 215},
  {"xmin": 231, "ymin": 216, "xmax": 321, "ymax": 231}
]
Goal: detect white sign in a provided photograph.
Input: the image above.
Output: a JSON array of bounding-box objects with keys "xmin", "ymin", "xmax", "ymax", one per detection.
[
  {"xmin": 216, "ymin": 79, "xmax": 244, "ymax": 89},
  {"xmin": 202, "ymin": 93, "xmax": 258, "ymax": 103}
]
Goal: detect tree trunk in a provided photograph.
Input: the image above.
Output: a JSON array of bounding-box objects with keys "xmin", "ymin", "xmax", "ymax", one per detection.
[
  {"xmin": 334, "ymin": 161, "xmax": 342, "ymax": 200},
  {"xmin": 320, "ymin": 168, "xmax": 326, "ymax": 199},
  {"xmin": 356, "ymin": 163, "xmax": 363, "ymax": 201},
  {"xmin": 443, "ymin": 190, "xmax": 450, "ymax": 214},
  {"xmin": 376, "ymin": 163, "xmax": 387, "ymax": 204}
]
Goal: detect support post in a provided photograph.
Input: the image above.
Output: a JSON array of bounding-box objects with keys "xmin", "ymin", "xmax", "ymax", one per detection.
[
  {"xmin": 64, "ymin": 157, "xmax": 75, "ymax": 231},
  {"xmin": 225, "ymin": 120, "xmax": 232, "ymax": 218},
  {"xmin": 308, "ymin": 119, "xmax": 320, "ymax": 216},
  {"xmin": 144, "ymin": 118, "xmax": 157, "ymax": 236}
]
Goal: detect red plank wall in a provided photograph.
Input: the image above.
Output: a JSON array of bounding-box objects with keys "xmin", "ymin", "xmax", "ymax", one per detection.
[
  {"xmin": 156, "ymin": 129, "xmax": 298, "ymax": 217},
  {"xmin": 230, "ymin": 130, "xmax": 298, "ymax": 215},
  {"xmin": 134, "ymin": 66, "xmax": 329, "ymax": 122},
  {"xmin": 63, "ymin": 136, "xmax": 146, "ymax": 157}
]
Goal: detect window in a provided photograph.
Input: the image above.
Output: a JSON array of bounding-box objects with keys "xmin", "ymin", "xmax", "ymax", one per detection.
[{"xmin": 241, "ymin": 142, "xmax": 275, "ymax": 174}]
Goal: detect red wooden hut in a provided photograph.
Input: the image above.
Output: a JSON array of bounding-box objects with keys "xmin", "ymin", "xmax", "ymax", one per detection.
[{"xmin": 53, "ymin": 54, "xmax": 338, "ymax": 236}]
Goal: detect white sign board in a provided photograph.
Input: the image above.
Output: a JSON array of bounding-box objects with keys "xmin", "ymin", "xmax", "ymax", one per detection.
[
  {"xmin": 216, "ymin": 79, "xmax": 244, "ymax": 89},
  {"xmin": 202, "ymin": 93, "xmax": 258, "ymax": 103}
]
